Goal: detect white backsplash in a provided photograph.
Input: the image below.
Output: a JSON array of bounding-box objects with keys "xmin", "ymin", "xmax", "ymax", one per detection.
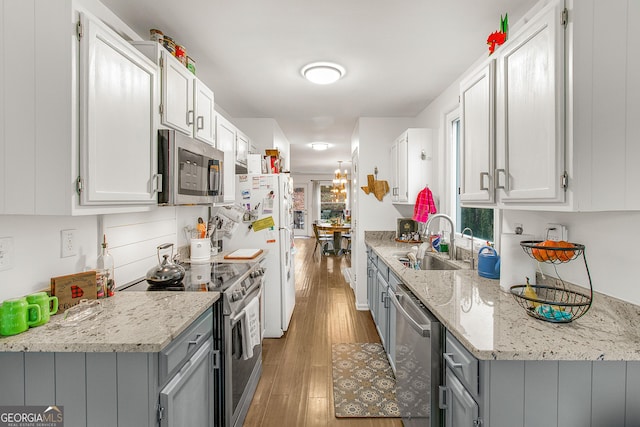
[
  {"xmin": 503, "ymin": 209, "xmax": 640, "ymax": 306},
  {"xmin": 0, "ymin": 206, "xmax": 208, "ymax": 301}
]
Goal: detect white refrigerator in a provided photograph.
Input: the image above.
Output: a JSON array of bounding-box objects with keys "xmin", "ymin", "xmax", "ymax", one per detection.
[{"xmin": 224, "ymin": 173, "xmax": 295, "ymax": 338}]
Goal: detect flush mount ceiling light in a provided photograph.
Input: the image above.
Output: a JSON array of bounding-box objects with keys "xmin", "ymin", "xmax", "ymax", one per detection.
[
  {"xmin": 311, "ymin": 142, "xmax": 329, "ymax": 151},
  {"xmin": 301, "ymin": 62, "xmax": 345, "ymax": 85}
]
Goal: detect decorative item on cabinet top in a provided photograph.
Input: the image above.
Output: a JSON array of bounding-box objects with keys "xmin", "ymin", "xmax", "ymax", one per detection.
[
  {"xmin": 487, "ymin": 14, "xmax": 508, "ymax": 55},
  {"xmin": 149, "ymin": 28, "xmax": 195, "ymax": 74},
  {"xmin": 360, "ymin": 167, "xmax": 389, "ymax": 201}
]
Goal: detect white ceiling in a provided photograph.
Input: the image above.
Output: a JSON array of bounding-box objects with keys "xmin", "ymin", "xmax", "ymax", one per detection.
[{"xmin": 101, "ymin": 0, "xmax": 538, "ymax": 174}]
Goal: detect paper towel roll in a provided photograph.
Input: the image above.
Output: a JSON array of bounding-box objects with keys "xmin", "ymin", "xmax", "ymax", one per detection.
[{"xmin": 499, "ymin": 233, "xmax": 537, "ymax": 292}]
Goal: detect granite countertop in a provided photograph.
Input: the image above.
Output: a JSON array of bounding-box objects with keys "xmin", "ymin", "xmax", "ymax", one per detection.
[
  {"xmin": 365, "ymin": 231, "xmax": 640, "ymax": 361},
  {"xmin": 0, "ymin": 292, "xmax": 219, "ymax": 353}
]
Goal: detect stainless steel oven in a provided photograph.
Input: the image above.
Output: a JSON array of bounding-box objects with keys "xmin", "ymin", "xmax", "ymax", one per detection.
[
  {"xmin": 158, "ymin": 129, "xmax": 224, "ymax": 205},
  {"xmin": 223, "ymin": 266, "xmax": 264, "ymax": 427}
]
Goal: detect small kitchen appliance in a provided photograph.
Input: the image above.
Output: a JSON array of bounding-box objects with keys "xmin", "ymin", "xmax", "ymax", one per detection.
[{"xmin": 157, "ymin": 129, "xmax": 224, "ymax": 205}]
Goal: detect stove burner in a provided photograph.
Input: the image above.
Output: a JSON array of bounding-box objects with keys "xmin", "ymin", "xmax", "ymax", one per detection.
[{"xmin": 146, "ymin": 283, "xmax": 185, "ymax": 291}]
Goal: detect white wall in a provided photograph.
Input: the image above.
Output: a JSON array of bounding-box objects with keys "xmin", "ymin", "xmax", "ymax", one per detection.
[
  {"xmin": 0, "ymin": 215, "xmax": 99, "ymax": 301},
  {"xmin": 352, "ymin": 117, "xmax": 418, "ymax": 308},
  {"xmin": 0, "ymin": 205, "xmax": 207, "ymax": 302}
]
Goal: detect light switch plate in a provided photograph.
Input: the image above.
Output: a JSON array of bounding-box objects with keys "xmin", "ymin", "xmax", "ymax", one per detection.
[{"xmin": 546, "ymin": 223, "xmax": 568, "ymax": 241}]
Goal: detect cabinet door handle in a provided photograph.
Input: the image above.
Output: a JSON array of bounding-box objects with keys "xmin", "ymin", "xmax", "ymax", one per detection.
[
  {"xmin": 381, "ymin": 291, "xmax": 386, "ymax": 303},
  {"xmin": 495, "ymin": 168, "xmax": 509, "ymax": 191},
  {"xmin": 187, "ymin": 333, "xmax": 207, "ymax": 349},
  {"xmin": 187, "ymin": 110, "xmax": 194, "ymax": 125},
  {"xmin": 196, "ymin": 116, "xmax": 204, "ymax": 130},
  {"xmin": 392, "ymin": 187, "xmax": 398, "ymax": 196},
  {"xmin": 152, "ymin": 174, "xmax": 162, "ymax": 194},
  {"xmin": 479, "ymin": 172, "xmax": 490, "ymax": 191},
  {"xmin": 443, "ymin": 352, "xmax": 463, "ymax": 369}
]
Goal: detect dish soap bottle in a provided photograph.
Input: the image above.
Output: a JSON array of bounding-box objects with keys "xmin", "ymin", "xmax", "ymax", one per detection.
[{"xmin": 97, "ymin": 235, "xmax": 115, "ymax": 297}]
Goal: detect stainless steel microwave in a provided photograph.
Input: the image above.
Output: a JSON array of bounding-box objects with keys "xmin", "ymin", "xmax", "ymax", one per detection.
[{"xmin": 158, "ymin": 129, "xmax": 224, "ymax": 205}]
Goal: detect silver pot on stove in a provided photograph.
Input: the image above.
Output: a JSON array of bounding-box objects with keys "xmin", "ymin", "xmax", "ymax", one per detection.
[{"xmin": 146, "ymin": 243, "xmax": 185, "ymax": 287}]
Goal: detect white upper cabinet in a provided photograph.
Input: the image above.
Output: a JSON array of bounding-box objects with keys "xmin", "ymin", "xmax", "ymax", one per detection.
[
  {"xmin": 0, "ymin": 2, "xmax": 158, "ymax": 215},
  {"xmin": 569, "ymin": 0, "xmax": 640, "ymax": 211},
  {"xmin": 132, "ymin": 42, "xmax": 215, "ymax": 145},
  {"xmin": 161, "ymin": 49, "xmax": 194, "ymax": 136},
  {"xmin": 495, "ymin": 0, "xmax": 566, "ymax": 205},
  {"xmin": 235, "ymin": 130, "xmax": 249, "ymax": 166},
  {"xmin": 459, "ymin": 59, "xmax": 496, "ymax": 204},
  {"xmin": 390, "ymin": 129, "xmax": 432, "ymax": 205},
  {"xmin": 458, "ymin": 0, "xmax": 566, "ymax": 209},
  {"xmin": 194, "ymin": 79, "xmax": 215, "ymax": 145},
  {"xmin": 215, "ymin": 113, "xmax": 237, "ymax": 203},
  {"xmin": 79, "ymin": 13, "xmax": 158, "ymax": 206}
]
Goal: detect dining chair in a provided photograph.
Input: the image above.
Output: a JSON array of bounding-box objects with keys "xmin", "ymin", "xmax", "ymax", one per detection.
[
  {"xmin": 312, "ymin": 223, "xmax": 334, "ymax": 255},
  {"xmin": 341, "ymin": 232, "xmax": 351, "ymax": 256}
]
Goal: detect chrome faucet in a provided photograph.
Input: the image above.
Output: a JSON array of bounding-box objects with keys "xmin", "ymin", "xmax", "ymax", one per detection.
[
  {"xmin": 461, "ymin": 227, "xmax": 475, "ymax": 269},
  {"xmin": 422, "ymin": 213, "xmax": 455, "ymax": 260}
]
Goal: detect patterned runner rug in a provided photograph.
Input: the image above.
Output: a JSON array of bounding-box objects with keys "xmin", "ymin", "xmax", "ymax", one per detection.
[{"xmin": 331, "ymin": 342, "xmax": 400, "ymax": 418}]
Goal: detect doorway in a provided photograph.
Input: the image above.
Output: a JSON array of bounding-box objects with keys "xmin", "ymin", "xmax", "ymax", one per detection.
[{"xmin": 293, "ymin": 184, "xmax": 309, "ymax": 236}]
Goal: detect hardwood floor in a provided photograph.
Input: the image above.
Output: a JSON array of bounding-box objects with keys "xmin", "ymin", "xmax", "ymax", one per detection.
[{"xmin": 244, "ymin": 237, "xmax": 403, "ymax": 427}]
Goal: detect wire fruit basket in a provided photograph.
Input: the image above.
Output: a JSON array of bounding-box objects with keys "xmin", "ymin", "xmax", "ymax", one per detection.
[{"xmin": 509, "ymin": 241, "xmax": 593, "ymax": 323}]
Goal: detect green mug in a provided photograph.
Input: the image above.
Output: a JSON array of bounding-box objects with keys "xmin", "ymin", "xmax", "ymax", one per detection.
[
  {"xmin": 26, "ymin": 292, "xmax": 59, "ymax": 327},
  {"xmin": 0, "ymin": 298, "xmax": 42, "ymax": 336}
]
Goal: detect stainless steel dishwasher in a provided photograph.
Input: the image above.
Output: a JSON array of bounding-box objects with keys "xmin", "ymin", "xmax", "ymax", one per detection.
[{"xmin": 388, "ymin": 283, "xmax": 442, "ymax": 427}]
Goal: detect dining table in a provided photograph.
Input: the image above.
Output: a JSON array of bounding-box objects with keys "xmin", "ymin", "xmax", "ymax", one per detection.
[{"xmin": 317, "ymin": 223, "xmax": 351, "ymax": 255}]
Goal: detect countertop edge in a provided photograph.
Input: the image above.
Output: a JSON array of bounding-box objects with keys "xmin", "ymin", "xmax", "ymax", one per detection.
[{"xmin": 0, "ymin": 292, "xmax": 220, "ymax": 353}]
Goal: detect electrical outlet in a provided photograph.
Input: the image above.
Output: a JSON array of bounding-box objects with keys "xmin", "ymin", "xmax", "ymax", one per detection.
[
  {"xmin": 60, "ymin": 229, "xmax": 77, "ymax": 258},
  {"xmin": 546, "ymin": 223, "xmax": 568, "ymax": 241},
  {"xmin": 0, "ymin": 237, "xmax": 14, "ymax": 271}
]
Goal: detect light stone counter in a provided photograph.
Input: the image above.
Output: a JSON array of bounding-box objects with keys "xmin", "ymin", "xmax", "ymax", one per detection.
[
  {"xmin": 0, "ymin": 292, "xmax": 219, "ymax": 353},
  {"xmin": 366, "ymin": 232, "xmax": 640, "ymax": 361}
]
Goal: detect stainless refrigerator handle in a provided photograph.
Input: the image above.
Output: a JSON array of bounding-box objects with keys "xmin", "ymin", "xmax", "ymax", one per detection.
[{"xmin": 387, "ymin": 291, "xmax": 431, "ymax": 337}]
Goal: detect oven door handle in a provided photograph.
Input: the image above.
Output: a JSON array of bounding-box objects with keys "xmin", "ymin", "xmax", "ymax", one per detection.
[{"xmin": 229, "ymin": 280, "xmax": 263, "ymax": 327}]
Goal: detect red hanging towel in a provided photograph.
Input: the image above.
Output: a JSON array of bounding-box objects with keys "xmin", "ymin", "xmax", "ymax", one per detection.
[{"xmin": 412, "ymin": 187, "xmax": 437, "ymax": 223}]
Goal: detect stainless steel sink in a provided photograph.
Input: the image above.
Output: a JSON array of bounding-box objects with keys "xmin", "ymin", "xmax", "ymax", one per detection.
[
  {"xmin": 393, "ymin": 253, "xmax": 460, "ymax": 270},
  {"xmin": 420, "ymin": 255, "xmax": 460, "ymax": 270}
]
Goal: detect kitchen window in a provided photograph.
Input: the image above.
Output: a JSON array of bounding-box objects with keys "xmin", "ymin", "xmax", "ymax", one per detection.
[
  {"xmin": 450, "ymin": 114, "xmax": 494, "ymax": 242},
  {"xmin": 319, "ymin": 182, "xmax": 347, "ymax": 222}
]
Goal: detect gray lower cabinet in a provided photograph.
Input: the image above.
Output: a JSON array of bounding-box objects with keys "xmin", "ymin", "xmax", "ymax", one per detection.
[
  {"xmin": 367, "ymin": 248, "xmax": 377, "ymax": 316},
  {"xmin": 366, "ymin": 247, "xmax": 397, "ymax": 372},
  {"xmin": 443, "ymin": 368, "xmax": 478, "ymax": 427},
  {"xmin": 376, "ymin": 270, "xmax": 389, "ymax": 349},
  {"xmin": 0, "ymin": 308, "xmax": 217, "ymax": 427},
  {"xmin": 159, "ymin": 337, "xmax": 214, "ymax": 426},
  {"xmin": 441, "ymin": 330, "xmax": 640, "ymax": 427}
]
